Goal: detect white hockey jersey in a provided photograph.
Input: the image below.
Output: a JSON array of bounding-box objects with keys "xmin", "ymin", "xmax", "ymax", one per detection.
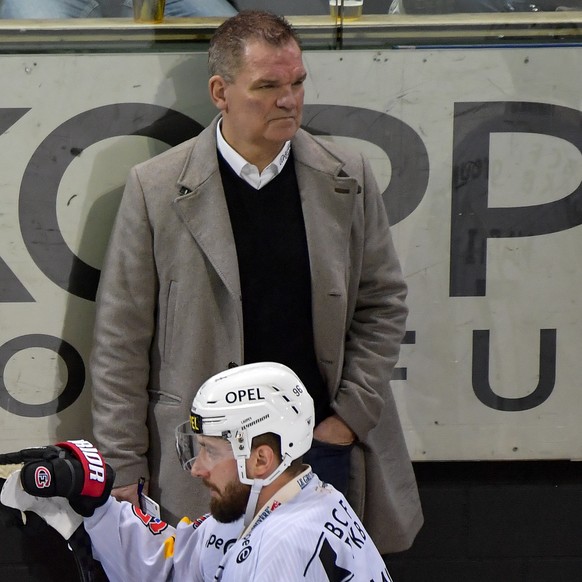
[{"xmin": 85, "ymin": 468, "xmax": 393, "ymax": 581}]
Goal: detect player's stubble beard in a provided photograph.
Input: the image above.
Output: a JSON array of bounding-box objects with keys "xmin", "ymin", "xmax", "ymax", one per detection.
[{"xmin": 204, "ymin": 478, "xmax": 251, "ymax": 523}]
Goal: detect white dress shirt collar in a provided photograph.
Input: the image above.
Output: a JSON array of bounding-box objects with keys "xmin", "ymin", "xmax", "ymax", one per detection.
[{"xmin": 216, "ymin": 119, "xmax": 291, "ymax": 190}]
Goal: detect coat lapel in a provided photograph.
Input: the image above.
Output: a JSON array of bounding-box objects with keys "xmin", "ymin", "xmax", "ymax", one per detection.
[
  {"xmin": 293, "ymin": 130, "xmax": 360, "ymax": 391},
  {"xmin": 172, "ymin": 119, "xmax": 241, "ymax": 301}
]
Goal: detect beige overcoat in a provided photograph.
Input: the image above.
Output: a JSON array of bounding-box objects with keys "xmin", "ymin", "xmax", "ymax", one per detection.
[{"xmin": 91, "ymin": 116, "xmax": 423, "ymax": 553}]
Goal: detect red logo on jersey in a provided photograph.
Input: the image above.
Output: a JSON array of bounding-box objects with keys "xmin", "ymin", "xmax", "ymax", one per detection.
[{"xmin": 132, "ymin": 506, "xmax": 168, "ymax": 535}]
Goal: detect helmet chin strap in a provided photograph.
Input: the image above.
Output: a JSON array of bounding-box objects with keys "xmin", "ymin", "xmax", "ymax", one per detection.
[
  {"xmin": 243, "ymin": 478, "xmax": 265, "ymax": 528},
  {"xmin": 240, "ymin": 456, "xmax": 292, "ymax": 528}
]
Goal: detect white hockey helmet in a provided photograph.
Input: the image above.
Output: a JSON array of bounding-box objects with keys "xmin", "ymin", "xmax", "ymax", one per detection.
[{"xmin": 176, "ymin": 362, "xmax": 314, "ymax": 487}]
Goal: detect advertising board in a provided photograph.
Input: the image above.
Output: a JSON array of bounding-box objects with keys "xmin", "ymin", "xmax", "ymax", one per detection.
[{"xmin": 1, "ymin": 47, "xmax": 581, "ymax": 460}]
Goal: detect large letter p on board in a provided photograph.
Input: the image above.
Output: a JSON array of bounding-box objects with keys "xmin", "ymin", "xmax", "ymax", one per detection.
[{"xmin": 450, "ymin": 101, "xmax": 582, "ymax": 297}]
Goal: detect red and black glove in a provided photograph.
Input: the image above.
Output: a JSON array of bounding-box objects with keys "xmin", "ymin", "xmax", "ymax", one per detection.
[{"xmin": 16, "ymin": 439, "xmax": 115, "ymax": 517}]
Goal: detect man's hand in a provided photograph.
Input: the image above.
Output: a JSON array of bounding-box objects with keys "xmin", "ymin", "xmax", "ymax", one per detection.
[
  {"xmin": 313, "ymin": 414, "xmax": 356, "ymax": 445},
  {"xmin": 111, "ymin": 481, "xmax": 149, "ymax": 507}
]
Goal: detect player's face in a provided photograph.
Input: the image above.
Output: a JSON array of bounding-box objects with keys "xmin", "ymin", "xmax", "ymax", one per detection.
[
  {"xmin": 191, "ymin": 436, "xmax": 250, "ymax": 523},
  {"xmin": 212, "ymin": 39, "xmax": 306, "ymax": 163}
]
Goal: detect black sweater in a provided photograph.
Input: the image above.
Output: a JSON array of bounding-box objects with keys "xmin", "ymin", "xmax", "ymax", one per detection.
[{"xmin": 220, "ymin": 151, "xmax": 330, "ymax": 424}]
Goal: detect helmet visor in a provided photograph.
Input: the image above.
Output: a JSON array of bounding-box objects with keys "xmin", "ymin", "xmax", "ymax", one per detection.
[{"xmin": 175, "ymin": 421, "xmax": 234, "ymax": 472}]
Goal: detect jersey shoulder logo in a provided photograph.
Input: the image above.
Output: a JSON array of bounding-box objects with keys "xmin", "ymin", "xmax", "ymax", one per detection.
[{"xmin": 131, "ymin": 506, "xmax": 169, "ymax": 535}]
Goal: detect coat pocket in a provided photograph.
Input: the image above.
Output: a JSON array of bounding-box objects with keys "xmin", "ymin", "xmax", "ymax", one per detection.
[
  {"xmin": 163, "ymin": 280, "xmax": 178, "ymax": 362},
  {"xmin": 147, "ymin": 390, "xmax": 182, "ymax": 406}
]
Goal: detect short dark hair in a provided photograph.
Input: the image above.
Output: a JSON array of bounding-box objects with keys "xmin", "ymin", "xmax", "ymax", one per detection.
[{"xmin": 208, "ymin": 10, "xmax": 301, "ymax": 83}]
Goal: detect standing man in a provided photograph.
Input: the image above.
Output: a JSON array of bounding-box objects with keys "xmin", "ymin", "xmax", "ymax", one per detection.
[{"xmin": 90, "ymin": 10, "xmax": 422, "ymax": 553}]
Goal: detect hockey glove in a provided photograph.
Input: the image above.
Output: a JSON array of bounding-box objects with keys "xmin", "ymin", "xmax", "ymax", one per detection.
[
  {"xmin": 1, "ymin": 469, "xmax": 84, "ymax": 540},
  {"xmin": 10, "ymin": 439, "xmax": 115, "ymax": 517}
]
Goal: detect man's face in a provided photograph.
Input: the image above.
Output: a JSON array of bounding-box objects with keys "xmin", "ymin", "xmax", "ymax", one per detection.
[
  {"xmin": 191, "ymin": 435, "xmax": 250, "ymax": 523},
  {"xmin": 212, "ymin": 39, "xmax": 306, "ymax": 161}
]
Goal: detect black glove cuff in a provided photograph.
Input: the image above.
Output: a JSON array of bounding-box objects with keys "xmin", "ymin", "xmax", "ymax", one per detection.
[{"xmin": 68, "ymin": 463, "xmax": 116, "ymax": 517}]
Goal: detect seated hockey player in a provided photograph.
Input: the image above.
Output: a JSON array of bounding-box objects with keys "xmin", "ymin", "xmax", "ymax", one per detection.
[{"xmin": 1, "ymin": 362, "xmax": 393, "ymax": 581}]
